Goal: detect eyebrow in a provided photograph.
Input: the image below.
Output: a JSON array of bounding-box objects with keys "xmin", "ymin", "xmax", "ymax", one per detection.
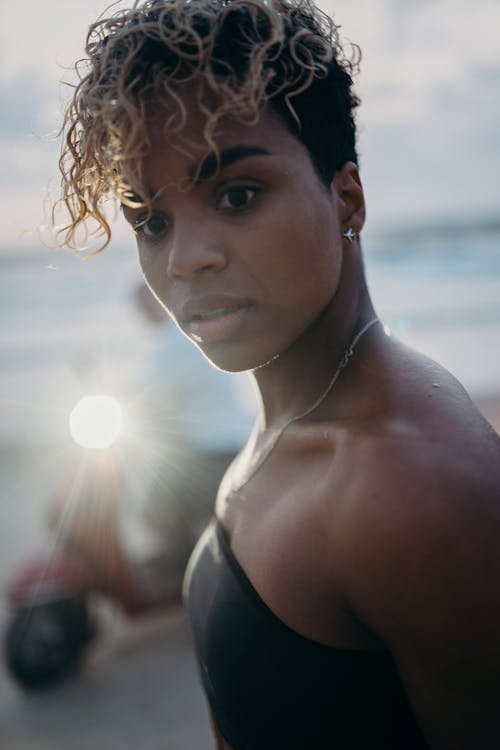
[
  {"xmin": 190, "ymin": 145, "xmax": 272, "ymax": 182},
  {"xmin": 121, "ymin": 145, "xmax": 273, "ymax": 209}
]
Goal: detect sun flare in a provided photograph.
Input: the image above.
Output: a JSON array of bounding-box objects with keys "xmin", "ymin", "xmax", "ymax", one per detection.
[{"xmin": 69, "ymin": 395, "xmax": 124, "ymax": 449}]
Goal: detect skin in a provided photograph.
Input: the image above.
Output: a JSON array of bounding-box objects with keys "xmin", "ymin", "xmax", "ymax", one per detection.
[{"xmin": 122, "ymin": 104, "xmax": 500, "ymax": 749}]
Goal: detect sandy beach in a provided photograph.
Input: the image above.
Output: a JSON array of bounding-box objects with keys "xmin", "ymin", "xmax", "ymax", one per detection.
[{"xmin": 0, "ymin": 393, "xmax": 499, "ymax": 749}]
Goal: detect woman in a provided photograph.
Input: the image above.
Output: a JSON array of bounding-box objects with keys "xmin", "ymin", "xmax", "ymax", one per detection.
[{"xmin": 55, "ymin": 0, "xmax": 500, "ymax": 747}]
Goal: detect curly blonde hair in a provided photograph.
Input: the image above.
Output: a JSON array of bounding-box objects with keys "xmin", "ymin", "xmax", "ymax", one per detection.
[{"xmin": 55, "ymin": 0, "xmax": 360, "ymax": 250}]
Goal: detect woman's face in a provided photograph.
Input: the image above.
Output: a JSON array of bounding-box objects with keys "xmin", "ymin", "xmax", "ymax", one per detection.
[{"xmin": 123, "ymin": 106, "xmax": 346, "ymax": 372}]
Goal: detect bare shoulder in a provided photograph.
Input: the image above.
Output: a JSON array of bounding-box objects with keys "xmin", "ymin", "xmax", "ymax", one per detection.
[
  {"xmin": 332, "ymin": 339, "xmax": 500, "ymax": 612},
  {"xmin": 330, "ymin": 339, "xmax": 500, "ymax": 533},
  {"xmin": 329, "ymin": 343, "xmax": 500, "ymax": 747},
  {"xmin": 333, "ymin": 393, "xmax": 500, "ymax": 617}
]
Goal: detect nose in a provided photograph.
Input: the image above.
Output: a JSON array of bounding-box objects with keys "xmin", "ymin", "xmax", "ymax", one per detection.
[{"xmin": 166, "ymin": 220, "xmax": 227, "ymax": 280}]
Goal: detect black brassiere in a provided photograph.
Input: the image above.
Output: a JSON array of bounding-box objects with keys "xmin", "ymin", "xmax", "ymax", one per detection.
[{"xmin": 183, "ymin": 518, "xmax": 429, "ymax": 749}]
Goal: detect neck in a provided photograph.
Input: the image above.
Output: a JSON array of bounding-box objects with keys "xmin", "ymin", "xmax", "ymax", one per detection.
[{"xmin": 251, "ymin": 248, "xmax": 376, "ymax": 429}]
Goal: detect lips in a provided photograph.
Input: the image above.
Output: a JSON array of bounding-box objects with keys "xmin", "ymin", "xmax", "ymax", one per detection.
[
  {"xmin": 179, "ymin": 295, "xmax": 253, "ymax": 344},
  {"xmin": 190, "ymin": 306, "xmax": 243, "ymax": 322}
]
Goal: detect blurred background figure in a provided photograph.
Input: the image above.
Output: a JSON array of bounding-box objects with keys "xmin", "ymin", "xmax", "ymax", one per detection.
[
  {"xmin": 3, "ymin": 281, "xmax": 257, "ymax": 689},
  {"xmin": 118, "ymin": 282, "xmax": 257, "ymax": 605}
]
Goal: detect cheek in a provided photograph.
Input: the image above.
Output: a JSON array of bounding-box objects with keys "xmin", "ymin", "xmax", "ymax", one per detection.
[
  {"xmin": 137, "ymin": 250, "xmax": 173, "ymax": 319},
  {"xmin": 264, "ymin": 203, "xmax": 342, "ymax": 306},
  {"xmin": 138, "ymin": 247, "xmax": 164, "ymax": 295}
]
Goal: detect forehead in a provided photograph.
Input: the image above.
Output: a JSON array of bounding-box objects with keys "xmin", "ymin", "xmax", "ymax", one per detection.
[{"xmin": 141, "ymin": 103, "xmax": 306, "ymax": 188}]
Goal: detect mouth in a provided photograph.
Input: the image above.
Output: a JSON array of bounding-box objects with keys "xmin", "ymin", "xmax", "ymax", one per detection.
[
  {"xmin": 190, "ymin": 306, "xmax": 242, "ymax": 322},
  {"xmin": 180, "ymin": 299, "xmax": 253, "ymax": 344}
]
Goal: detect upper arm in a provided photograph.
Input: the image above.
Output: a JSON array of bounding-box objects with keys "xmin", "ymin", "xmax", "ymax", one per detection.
[{"xmin": 337, "ymin": 447, "xmax": 500, "ymax": 749}]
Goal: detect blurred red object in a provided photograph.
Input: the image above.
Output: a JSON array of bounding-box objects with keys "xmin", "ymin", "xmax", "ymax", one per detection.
[{"xmin": 5, "ymin": 550, "xmax": 94, "ymax": 607}]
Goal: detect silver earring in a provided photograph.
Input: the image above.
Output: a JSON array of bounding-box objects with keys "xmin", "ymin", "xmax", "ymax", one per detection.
[{"xmin": 343, "ymin": 228, "xmax": 359, "ymax": 242}]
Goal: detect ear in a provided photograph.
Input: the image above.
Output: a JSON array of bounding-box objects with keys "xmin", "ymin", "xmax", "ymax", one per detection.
[{"xmin": 332, "ymin": 162, "xmax": 366, "ymax": 235}]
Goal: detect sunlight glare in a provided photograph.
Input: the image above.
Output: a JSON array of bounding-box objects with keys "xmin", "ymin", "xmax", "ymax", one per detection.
[{"xmin": 69, "ymin": 395, "xmax": 124, "ymax": 449}]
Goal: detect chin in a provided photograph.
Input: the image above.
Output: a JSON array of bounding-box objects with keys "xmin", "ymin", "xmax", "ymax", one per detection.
[{"xmin": 192, "ymin": 339, "xmax": 280, "ymax": 374}]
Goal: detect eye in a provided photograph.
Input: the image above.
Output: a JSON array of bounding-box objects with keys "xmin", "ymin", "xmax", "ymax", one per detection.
[
  {"xmin": 218, "ymin": 186, "xmax": 258, "ymax": 211},
  {"xmin": 134, "ymin": 213, "xmax": 169, "ymax": 239}
]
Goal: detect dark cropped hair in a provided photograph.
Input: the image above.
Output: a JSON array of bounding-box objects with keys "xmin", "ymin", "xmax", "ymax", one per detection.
[{"xmin": 55, "ymin": 0, "xmax": 361, "ymax": 250}]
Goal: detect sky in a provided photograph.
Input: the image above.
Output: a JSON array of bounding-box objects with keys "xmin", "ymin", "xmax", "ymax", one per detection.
[{"xmin": 1, "ymin": 0, "xmax": 499, "ymax": 249}]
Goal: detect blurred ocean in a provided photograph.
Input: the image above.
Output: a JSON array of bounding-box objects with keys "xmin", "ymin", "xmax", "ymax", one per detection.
[
  {"xmin": 1, "ymin": 217, "xmax": 499, "ymax": 443},
  {"xmin": 365, "ymin": 217, "xmax": 500, "ymax": 398}
]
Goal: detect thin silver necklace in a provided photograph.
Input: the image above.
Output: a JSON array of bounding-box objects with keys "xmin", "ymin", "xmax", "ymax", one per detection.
[{"xmin": 231, "ymin": 317, "xmax": 380, "ymax": 492}]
